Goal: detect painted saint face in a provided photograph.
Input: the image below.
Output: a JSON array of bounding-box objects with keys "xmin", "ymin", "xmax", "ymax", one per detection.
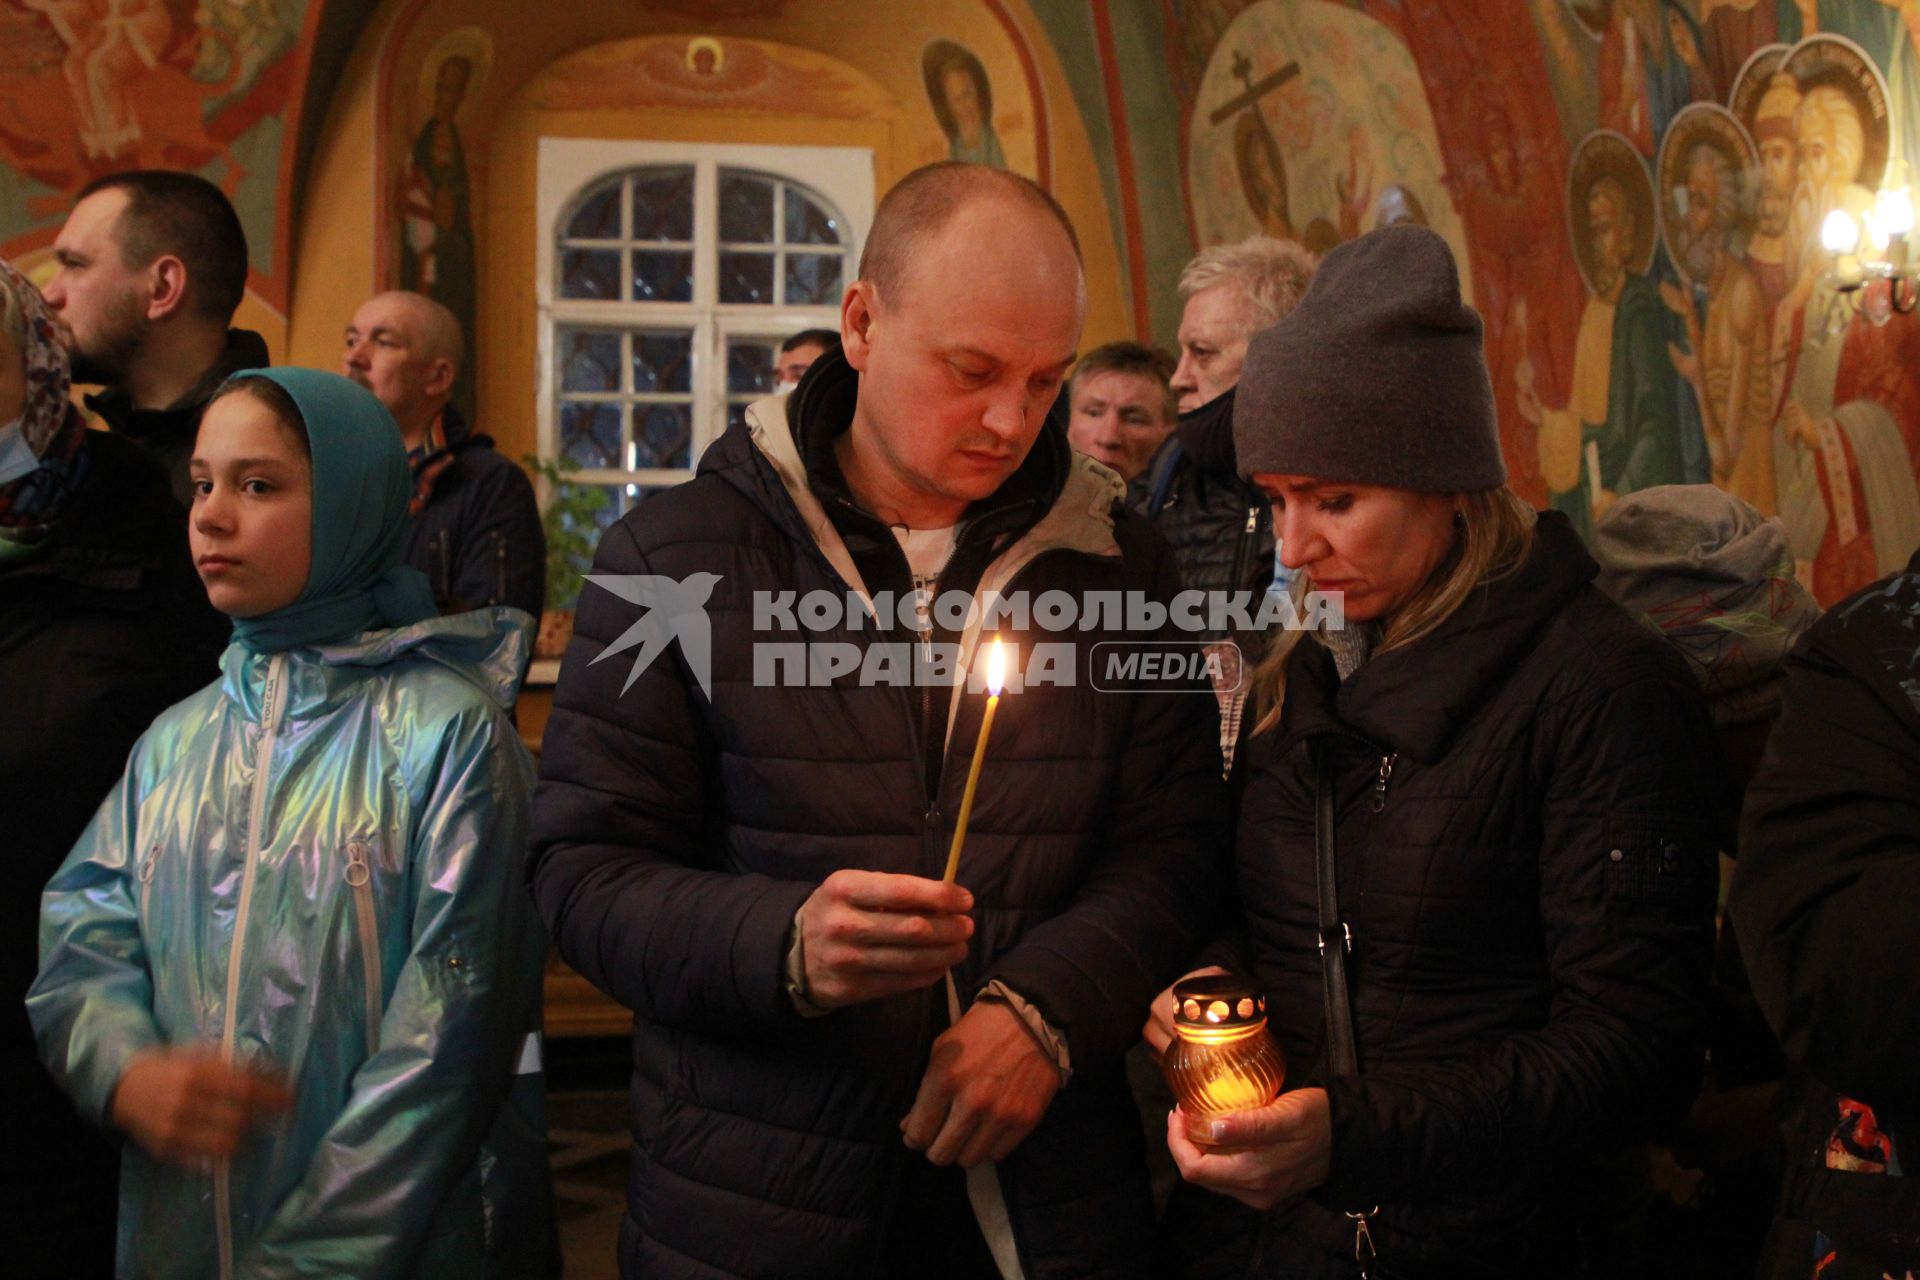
[
  {"xmin": 943, "ymin": 67, "xmax": 984, "ymax": 142},
  {"xmin": 1587, "ymin": 187, "xmax": 1633, "ymax": 295},
  {"xmin": 1758, "ymin": 136, "xmax": 1797, "ymax": 235}
]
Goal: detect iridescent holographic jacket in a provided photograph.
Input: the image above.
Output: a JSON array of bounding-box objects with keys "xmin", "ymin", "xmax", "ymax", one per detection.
[{"xmin": 29, "ymin": 609, "xmax": 553, "ymax": 1279}]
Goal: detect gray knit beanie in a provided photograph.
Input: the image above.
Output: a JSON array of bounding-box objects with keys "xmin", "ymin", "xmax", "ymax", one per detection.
[{"xmin": 1233, "ymin": 223, "xmax": 1505, "ymax": 492}]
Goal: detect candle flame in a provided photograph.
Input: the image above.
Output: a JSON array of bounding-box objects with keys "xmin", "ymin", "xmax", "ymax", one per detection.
[{"xmin": 986, "ymin": 637, "xmax": 1007, "ymax": 696}]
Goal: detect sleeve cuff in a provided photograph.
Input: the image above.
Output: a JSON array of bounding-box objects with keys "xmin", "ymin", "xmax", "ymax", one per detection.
[
  {"xmin": 782, "ymin": 906, "xmax": 833, "ymax": 1019},
  {"xmin": 977, "ymin": 980, "xmax": 1072, "ymax": 1084}
]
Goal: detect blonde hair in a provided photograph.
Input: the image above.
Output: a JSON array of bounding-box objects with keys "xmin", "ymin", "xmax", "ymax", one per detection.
[
  {"xmin": 1248, "ymin": 486, "xmax": 1538, "ymax": 734},
  {"xmin": 1178, "ymin": 236, "xmax": 1317, "ymax": 329}
]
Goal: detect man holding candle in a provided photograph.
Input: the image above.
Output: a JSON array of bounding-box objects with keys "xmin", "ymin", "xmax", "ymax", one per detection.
[{"xmin": 531, "ymin": 162, "xmax": 1226, "ymax": 1280}]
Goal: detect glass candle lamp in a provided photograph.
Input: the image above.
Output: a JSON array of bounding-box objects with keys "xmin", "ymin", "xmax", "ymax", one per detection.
[{"xmin": 1162, "ymin": 975, "xmax": 1287, "ymax": 1145}]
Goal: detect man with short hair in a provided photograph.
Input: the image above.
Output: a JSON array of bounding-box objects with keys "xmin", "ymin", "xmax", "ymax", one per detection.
[
  {"xmin": 1065, "ymin": 340, "xmax": 1176, "ymax": 484},
  {"xmin": 343, "ymin": 290, "xmax": 544, "ymax": 617},
  {"xmin": 531, "ymin": 162, "xmax": 1223, "ymax": 1278},
  {"xmin": 43, "ymin": 170, "xmax": 269, "ymax": 505},
  {"xmin": 776, "ymin": 326, "xmax": 839, "ymax": 391}
]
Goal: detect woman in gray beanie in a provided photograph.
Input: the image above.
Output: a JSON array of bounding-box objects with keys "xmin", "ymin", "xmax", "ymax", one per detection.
[{"xmin": 1162, "ymin": 225, "xmax": 1722, "ymax": 1278}]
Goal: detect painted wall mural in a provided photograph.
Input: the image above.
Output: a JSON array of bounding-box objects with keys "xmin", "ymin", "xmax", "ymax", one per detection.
[
  {"xmin": 0, "ymin": 0, "xmax": 312, "ymax": 308},
  {"xmin": 1162, "ymin": 0, "xmax": 1920, "ymax": 606},
  {"xmin": 924, "ymin": 39, "xmax": 1006, "ymax": 168}
]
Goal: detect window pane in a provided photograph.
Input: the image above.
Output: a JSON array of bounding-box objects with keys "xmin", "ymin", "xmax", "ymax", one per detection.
[
  {"xmin": 719, "ymin": 251, "xmax": 775, "ymax": 304},
  {"xmin": 631, "ymin": 251, "xmax": 693, "ymax": 303},
  {"xmin": 784, "ymin": 189, "xmax": 842, "ymax": 245},
  {"xmin": 727, "ymin": 401, "xmax": 754, "ymax": 433},
  {"xmin": 784, "ymin": 254, "xmax": 843, "ymax": 306},
  {"xmin": 727, "ymin": 340, "xmax": 776, "ymax": 395},
  {"xmin": 585, "ymin": 485, "xmax": 629, "ymax": 539},
  {"xmin": 719, "ymin": 172, "xmax": 774, "ymax": 243},
  {"xmin": 633, "ymin": 332, "xmax": 693, "ymax": 394},
  {"xmin": 559, "ymin": 401, "xmax": 622, "ymax": 469},
  {"xmin": 566, "ymin": 185, "xmax": 621, "ymax": 240},
  {"xmin": 558, "ymin": 329, "xmax": 621, "ymax": 392},
  {"xmin": 560, "ymin": 249, "xmax": 620, "ymax": 300},
  {"xmin": 633, "ymin": 405, "xmax": 692, "ymax": 470},
  {"xmin": 632, "ymin": 167, "xmax": 694, "ymax": 241}
]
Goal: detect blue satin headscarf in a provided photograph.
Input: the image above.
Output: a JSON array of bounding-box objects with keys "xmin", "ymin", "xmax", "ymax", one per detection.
[{"xmin": 225, "ymin": 368, "xmax": 437, "ymax": 653}]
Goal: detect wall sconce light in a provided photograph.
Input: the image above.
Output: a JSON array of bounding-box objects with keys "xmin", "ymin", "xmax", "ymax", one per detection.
[
  {"xmin": 1162, "ymin": 974, "xmax": 1287, "ymax": 1145},
  {"xmin": 1822, "ymin": 182, "xmax": 1918, "ymax": 328}
]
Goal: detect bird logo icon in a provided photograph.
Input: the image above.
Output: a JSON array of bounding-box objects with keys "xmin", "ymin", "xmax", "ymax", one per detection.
[{"xmin": 585, "ymin": 573, "xmax": 723, "ymax": 697}]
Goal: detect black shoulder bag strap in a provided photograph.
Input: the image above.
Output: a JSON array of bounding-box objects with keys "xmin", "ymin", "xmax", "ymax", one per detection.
[{"xmin": 1311, "ymin": 738, "xmax": 1379, "ymax": 1278}]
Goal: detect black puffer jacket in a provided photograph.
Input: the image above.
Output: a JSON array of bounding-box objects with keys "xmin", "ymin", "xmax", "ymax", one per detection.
[
  {"xmin": 0, "ymin": 432, "xmax": 227, "ymax": 1273},
  {"xmin": 1231, "ymin": 512, "xmax": 1721, "ymax": 1278},
  {"xmin": 1131, "ymin": 388, "xmax": 1271, "ymax": 634},
  {"xmin": 530, "ymin": 353, "xmax": 1226, "ymax": 1279},
  {"xmin": 84, "ymin": 328, "xmax": 271, "ymax": 506},
  {"xmin": 1732, "ymin": 546, "xmax": 1920, "ymax": 1278},
  {"xmin": 402, "ymin": 406, "xmax": 545, "ymax": 618}
]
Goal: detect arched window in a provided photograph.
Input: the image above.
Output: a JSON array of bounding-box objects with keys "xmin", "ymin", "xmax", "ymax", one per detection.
[{"xmin": 537, "ymin": 140, "xmax": 873, "ymax": 527}]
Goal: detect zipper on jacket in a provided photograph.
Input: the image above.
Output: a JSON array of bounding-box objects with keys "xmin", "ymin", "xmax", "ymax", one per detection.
[
  {"xmin": 138, "ymin": 843, "xmax": 162, "ymax": 917},
  {"xmin": 215, "ymin": 651, "xmax": 286, "ymax": 1280},
  {"xmin": 1370, "ymin": 751, "xmax": 1398, "ymax": 813},
  {"xmin": 345, "ymin": 841, "xmax": 383, "ymax": 1057},
  {"xmin": 1228, "ymin": 505, "xmax": 1259, "ymax": 594}
]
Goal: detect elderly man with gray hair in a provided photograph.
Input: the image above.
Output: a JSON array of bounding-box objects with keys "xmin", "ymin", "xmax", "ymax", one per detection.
[
  {"xmin": 343, "ymin": 290, "xmax": 544, "ymax": 617},
  {"xmin": 1136, "ymin": 235, "xmax": 1315, "ymax": 771}
]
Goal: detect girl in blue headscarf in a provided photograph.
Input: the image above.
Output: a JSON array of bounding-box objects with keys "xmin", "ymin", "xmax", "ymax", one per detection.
[{"xmin": 28, "ymin": 369, "xmax": 556, "ymax": 1280}]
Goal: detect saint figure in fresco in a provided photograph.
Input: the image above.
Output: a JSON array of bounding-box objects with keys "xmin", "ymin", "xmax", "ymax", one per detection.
[
  {"xmin": 1768, "ymin": 73, "xmax": 1920, "ymax": 601},
  {"xmin": 1746, "ymin": 69, "xmax": 1803, "ymax": 316},
  {"xmin": 1662, "ymin": 134, "xmax": 1774, "ymax": 510},
  {"xmin": 922, "ymin": 42, "xmax": 1005, "ymax": 169},
  {"xmin": 1524, "ymin": 142, "xmax": 1680, "ymax": 543},
  {"xmin": 400, "ymin": 54, "xmax": 477, "ymax": 416}
]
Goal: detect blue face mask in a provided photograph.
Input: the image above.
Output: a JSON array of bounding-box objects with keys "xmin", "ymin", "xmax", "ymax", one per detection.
[{"xmin": 0, "ymin": 416, "xmax": 37, "ymax": 487}]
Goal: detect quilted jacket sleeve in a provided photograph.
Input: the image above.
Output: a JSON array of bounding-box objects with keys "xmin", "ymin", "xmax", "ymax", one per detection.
[
  {"xmin": 1319, "ymin": 648, "xmax": 1720, "ymax": 1205},
  {"xmin": 528, "ymin": 519, "xmax": 816, "ymax": 1036},
  {"xmin": 979, "ymin": 518, "xmax": 1232, "ymax": 1070},
  {"xmin": 1731, "ymin": 603, "xmax": 1920, "ymax": 1118}
]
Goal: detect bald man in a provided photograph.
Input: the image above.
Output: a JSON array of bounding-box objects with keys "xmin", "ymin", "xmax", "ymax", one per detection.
[
  {"xmin": 531, "ymin": 162, "xmax": 1223, "ymax": 1279},
  {"xmin": 343, "ymin": 291, "xmax": 544, "ymax": 618}
]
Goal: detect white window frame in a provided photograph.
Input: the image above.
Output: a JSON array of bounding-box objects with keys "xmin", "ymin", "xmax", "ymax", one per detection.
[{"xmin": 536, "ymin": 139, "xmax": 874, "ymax": 491}]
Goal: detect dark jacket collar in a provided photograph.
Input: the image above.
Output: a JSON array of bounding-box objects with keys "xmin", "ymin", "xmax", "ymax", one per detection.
[
  {"xmin": 84, "ymin": 328, "xmax": 272, "ymax": 445},
  {"xmin": 1280, "ymin": 510, "xmax": 1599, "ymax": 763},
  {"xmin": 3, "ymin": 431, "xmax": 184, "ymax": 596},
  {"xmin": 1175, "ymin": 385, "xmax": 1239, "ymax": 473}
]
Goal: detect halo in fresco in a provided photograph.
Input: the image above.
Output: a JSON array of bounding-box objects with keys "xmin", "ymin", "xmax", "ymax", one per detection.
[
  {"xmin": 414, "ymin": 27, "xmax": 496, "ymax": 134},
  {"xmin": 1657, "ymin": 103, "xmax": 1759, "ymax": 289},
  {"xmin": 1728, "ymin": 43, "xmax": 1789, "ymax": 133},
  {"xmin": 1781, "ymin": 33, "xmax": 1892, "ymax": 191},
  {"xmin": 1187, "ymin": 0, "xmax": 1471, "ymax": 300},
  {"xmin": 1566, "ymin": 129, "xmax": 1656, "ymax": 295}
]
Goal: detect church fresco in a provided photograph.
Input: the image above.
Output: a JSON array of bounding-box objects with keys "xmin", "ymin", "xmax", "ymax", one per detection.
[
  {"xmin": 1171, "ymin": 0, "xmax": 1920, "ymax": 605},
  {"xmin": 0, "ymin": 0, "xmax": 311, "ymax": 307}
]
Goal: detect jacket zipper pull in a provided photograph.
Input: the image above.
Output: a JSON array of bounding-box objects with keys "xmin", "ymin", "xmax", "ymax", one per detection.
[
  {"xmin": 1243, "ymin": 507, "xmax": 1258, "ymax": 534},
  {"xmin": 1371, "ymin": 752, "xmax": 1397, "ymax": 813}
]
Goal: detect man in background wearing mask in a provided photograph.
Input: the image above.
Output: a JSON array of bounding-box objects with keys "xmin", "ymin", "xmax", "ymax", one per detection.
[{"xmin": 776, "ymin": 327, "xmax": 839, "ymax": 393}]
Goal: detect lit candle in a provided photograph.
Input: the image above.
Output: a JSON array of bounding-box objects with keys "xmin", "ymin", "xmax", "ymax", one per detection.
[
  {"xmin": 1824, "ymin": 208, "xmax": 1865, "ymax": 287},
  {"xmin": 942, "ymin": 637, "xmax": 1007, "ymax": 884}
]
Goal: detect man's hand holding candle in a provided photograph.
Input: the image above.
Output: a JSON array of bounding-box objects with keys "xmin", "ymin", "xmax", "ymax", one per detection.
[{"xmin": 795, "ymin": 869, "xmax": 974, "ymax": 1007}]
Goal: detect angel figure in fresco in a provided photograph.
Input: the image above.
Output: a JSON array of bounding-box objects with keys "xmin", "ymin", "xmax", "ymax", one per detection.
[
  {"xmin": 1662, "ymin": 136, "xmax": 1775, "ymax": 510},
  {"xmin": 24, "ymin": 0, "xmax": 175, "ymax": 160},
  {"xmin": 1521, "ymin": 142, "xmax": 1680, "ymax": 543},
  {"xmin": 923, "ymin": 42, "xmax": 1005, "ymax": 169}
]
